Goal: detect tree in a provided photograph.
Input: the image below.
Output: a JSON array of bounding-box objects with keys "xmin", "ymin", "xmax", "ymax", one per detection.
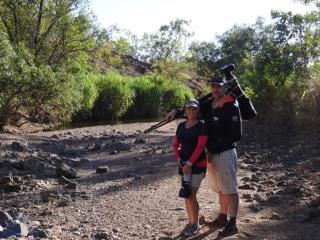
[
  {"xmin": 0, "ymin": 0, "xmax": 95, "ymax": 68},
  {"xmin": 138, "ymin": 18, "xmax": 193, "ymax": 71},
  {"xmin": 188, "ymin": 41, "xmax": 221, "ymax": 77}
]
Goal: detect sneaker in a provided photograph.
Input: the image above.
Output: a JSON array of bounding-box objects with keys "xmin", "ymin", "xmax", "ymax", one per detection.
[
  {"xmin": 209, "ymin": 216, "xmax": 228, "ymax": 228},
  {"xmin": 184, "ymin": 224, "xmax": 200, "ymax": 237},
  {"xmin": 218, "ymin": 224, "xmax": 239, "ymax": 237}
]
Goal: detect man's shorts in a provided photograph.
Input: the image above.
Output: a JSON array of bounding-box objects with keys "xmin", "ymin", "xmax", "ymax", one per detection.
[
  {"xmin": 190, "ymin": 172, "xmax": 205, "ymax": 188},
  {"xmin": 207, "ymin": 149, "xmax": 238, "ymax": 194}
]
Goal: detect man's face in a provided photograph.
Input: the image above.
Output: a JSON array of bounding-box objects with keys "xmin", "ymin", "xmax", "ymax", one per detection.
[{"xmin": 211, "ymin": 83, "xmax": 226, "ymax": 100}]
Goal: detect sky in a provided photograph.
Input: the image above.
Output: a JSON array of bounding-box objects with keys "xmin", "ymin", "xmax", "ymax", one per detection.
[{"xmin": 89, "ymin": 0, "xmax": 317, "ymax": 41}]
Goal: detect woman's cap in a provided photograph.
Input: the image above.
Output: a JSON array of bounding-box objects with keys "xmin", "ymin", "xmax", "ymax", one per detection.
[
  {"xmin": 186, "ymin": 99, "xmax": 199, "ymax": 108},
  {"xmin": 208, "ymin": 76, "xmax": 226, "ymax": 86}
]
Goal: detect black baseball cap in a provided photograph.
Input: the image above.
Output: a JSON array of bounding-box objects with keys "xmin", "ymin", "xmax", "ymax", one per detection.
[{"xmin": 209, "ymin": 76, "xmax": 226, "ymax": 86}]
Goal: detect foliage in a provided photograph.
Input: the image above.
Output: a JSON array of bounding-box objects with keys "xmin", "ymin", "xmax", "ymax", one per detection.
[
  {"xmin": 92, "ymin": 72, "xmax": 134, "ymax": 122},
  {"xmin": 0, "ymin": 32, "xmax": 61, "ymax": 125},
  {"xmin": 0, "ymin": 0, "xmax": 96, "ymax": 68},
  {"xmin": 125, "ymin": 74, "xmax": 194, "ymax": 119},
  {"xmin": 138, "ymin": 19, "xmax": 193, "ymax": 73}
]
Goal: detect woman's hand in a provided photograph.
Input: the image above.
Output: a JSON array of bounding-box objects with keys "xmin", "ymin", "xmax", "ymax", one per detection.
[{"xmin": 182, "ymin": 164, "xmax": 192, "ymax": 175}]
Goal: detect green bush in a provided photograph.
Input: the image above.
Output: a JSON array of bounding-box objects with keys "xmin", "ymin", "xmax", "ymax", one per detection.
[
  {"xmin": 125, "ymin": 74, "xmax": 194, "ymax": 119},
  {"xmin": 92, "ymin": 72, "xmax": 134, "ymax": 121},
  {"xmin": 125, "ymin": 75, "xmax": 162, "ymax": 118}
]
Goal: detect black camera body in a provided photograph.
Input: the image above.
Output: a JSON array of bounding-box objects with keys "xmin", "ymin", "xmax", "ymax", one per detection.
[
  {"xmin": 220, "ymin": 63, "xmax": 235, "ymax": 80},
  {"xmin": 219, "ymin": 63, "xmax": 257, "ymax": 120}
]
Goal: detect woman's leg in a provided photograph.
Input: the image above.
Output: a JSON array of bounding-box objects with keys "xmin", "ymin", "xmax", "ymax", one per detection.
[
  {"xmin": 185, "ymin": 198, "xmax": 192, "ymax": 224},
  {"xmin": 188, "ymin": 187, "xmax": 199, "ymax": 225}
]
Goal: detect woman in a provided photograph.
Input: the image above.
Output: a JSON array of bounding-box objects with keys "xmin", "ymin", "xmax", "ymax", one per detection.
[{"xmin": 173, "ymin": 99, "xmax": 208, "ymax": 237}]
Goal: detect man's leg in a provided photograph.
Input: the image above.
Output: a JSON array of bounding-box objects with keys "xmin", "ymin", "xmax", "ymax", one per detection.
[
  {"xmin": 228, "ymin": 193, "xmax": 239, "ymax": 219},
  {"xmin": 219, "ymin": 191, "xmax": 229, "ymax": 214}
]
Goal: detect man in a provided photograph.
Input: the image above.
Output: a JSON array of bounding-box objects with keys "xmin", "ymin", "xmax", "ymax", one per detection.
[{"xmin": 166, "ymin": 75, "xmax": 245, "ymax": 237}]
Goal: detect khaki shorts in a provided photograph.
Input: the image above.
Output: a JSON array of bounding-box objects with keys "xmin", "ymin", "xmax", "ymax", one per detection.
[
  {"xmin": 207, "ymin": 149, "xmax": 238, "ymax": 194},
  {"xmin": 188, "ymin": 172, "xmax": 205, "ymax": 188}
]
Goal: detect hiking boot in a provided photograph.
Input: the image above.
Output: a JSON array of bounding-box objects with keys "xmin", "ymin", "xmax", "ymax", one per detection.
[
  {"xmin": 218, "ymin": 224, "xmax": 239, "ymax": 237},
  {"xmin": 209, "ymin": 216, "xmax": 228, "ymax": 228},
  {"xmin": 184, "ymin": 224, "xmax": 200, "ymax": 237}
]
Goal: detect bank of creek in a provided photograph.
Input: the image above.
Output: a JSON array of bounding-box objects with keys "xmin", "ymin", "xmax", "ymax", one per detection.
[{"xmin": 0, "ymin": 121, "xmax": 319, "ymax": 239}]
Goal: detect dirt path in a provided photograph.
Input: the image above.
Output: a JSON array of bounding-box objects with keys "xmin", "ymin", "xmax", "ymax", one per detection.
[{"xmin": 0, "ymin": 121, "xmax": 319, "ymax": 239}]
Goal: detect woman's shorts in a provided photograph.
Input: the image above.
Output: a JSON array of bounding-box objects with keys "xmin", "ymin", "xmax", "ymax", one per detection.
[
  {"xmin": 190, "ymin": 172, "xmax": 205, "ymax": 188},
  {"xmin": 207, "ymin": 149, "xmax": 238, "ymax": 194}
]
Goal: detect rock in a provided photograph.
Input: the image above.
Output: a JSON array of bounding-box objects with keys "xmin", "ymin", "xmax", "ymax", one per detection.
[
  {"xmin": 91, "ymin": 143, "xmax": 102, "ymax": 151},
  {"xmin": 242, "ymin": 193, "xmax": 252, "ymax": 200},
  {"xmin": 253, "ymin": 194, "xmax": 267, "ymax": 202},
  {"xmin": 56, "ymin": 163, "xmax": 77, "ymax": 179},
  {"xmin": 241, "ymin": 176, "xmax": 251, "ymax": 182},
  {"xmin": 134, "ymin": 138, "xmax": 147, "ymax": 144},
  {"xmin": 57, "ymin": 198, "xmax": 70, "ymax": 207},
  {"xmin": 49, "ymin": 154, "xmax": 62, "ymax": 161},
  {"xmin": 58, "ymin": 176, "xmax": 77, "ymax": 189},
  {"xmin": 309, "ymin": 197, "xmax": 320, "ymax": 208},
  {"xmin": 51, "ymin": 134, "xmax": 60, "ymax": 139},
  {"xmin": 0, "ymin": 182, "xmax": 22, "ymax": 192},
  {"xmin": 31, "ymin": 228, "xmax": 48, "ymax": 238},
  {"xmin": 249, "ymin": 205, "xmax": 260, "ymax": 212},
  {"xmin": 9, "ymin": 161, "xmax": 25, "ymax": 170},
  {"xmin": 238, "ymin": 184, "xmax": 255, "ymax": 190},
  {"xmin": 9, "ymin": 142, "xmax": 26, "ymax": 152},
  {"xmin": 110, "ymin": 150, "xmax": 119, "ymax": 155},
  {"xmin": 80, "ymin": 158, "xmax": 90, "ymax": 164},
  {"xmin": 96, "ymin": 167, "xmax": 109, "ymax": 174},
  {"xmin": 267, "ymin": 195, "xmax": 283, "ymax": 204},
  {"xmin": 0, "ymin": 210, "xmax": 14, "ymax": 227},
  {"xmin": 251, "ymin": 174, "xmax": 259, "ymax": 182},
  {"xmin": 281, "ymin": 186, "xmax": 301, "ymax": 194},
  {"xmin": 271, "ymin": 212, "xmax": 282, "ymax": 220},
  {"xmin": 94, "ymin": 231, "xmax": 114, "ymax": 240},
  {"xmin": 0, "ymin": 176, "xmax": 12, "ymax": 185}
]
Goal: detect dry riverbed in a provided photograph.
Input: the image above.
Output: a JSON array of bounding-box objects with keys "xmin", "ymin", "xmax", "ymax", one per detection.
[{"xmin": 0, "ymin": 121, "xmax": 319, "ymax": 239}]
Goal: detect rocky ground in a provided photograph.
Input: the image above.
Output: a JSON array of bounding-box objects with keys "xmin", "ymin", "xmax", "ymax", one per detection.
[{"xmin": 0, "ymin": 121, "xmax": 319, "ymax": 240}]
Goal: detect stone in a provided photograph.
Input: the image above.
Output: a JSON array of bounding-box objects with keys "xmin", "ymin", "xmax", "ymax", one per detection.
[
  {"xmin": 271, "ymin": 212, "xmax": 282, "ymax": 220},
  {"xmin": 96, "ymin": 167, "xmax": 109, "ymax": 174},
  {"xmin": 56, "ymin": 163, "xmax": 77, "ymax": 179},
  {"xmin": 31, "ymin": 228, "xmax": 48, "ymax": 238},
  {"xmin": 134, "ymin": 138, "xmax": 146, "ymax": 144},
  {"xmin": 94, "ymin": 231, "xmax": 113, "ymax": 240},
  {"xmin": 9, "ymin": 142, "xmax": 26, "ymax": 152},
  {"xmin": 110, "ymin": 150, "xmax": 119, "ymax": 155},
  {"xmin": 281, "ymin": 186, "xmax": 301, "ymax": 194},
  {"xmin": 238, "ymin": 184, "xmax": 255, "ymax": 190}
]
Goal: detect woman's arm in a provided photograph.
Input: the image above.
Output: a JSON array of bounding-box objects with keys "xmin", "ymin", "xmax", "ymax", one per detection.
[{"xmin": 187, "ymin": 135, "xmax": 208, "ymax": 165}]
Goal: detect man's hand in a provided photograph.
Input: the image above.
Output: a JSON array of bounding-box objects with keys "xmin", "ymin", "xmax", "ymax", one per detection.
[
  {"xmin": 165, "ymin": 109, "xmax": 177, "ymax": 122},
  {"xmin": 226, "ymin": 76, "xmax": 245, "ymax": 99}
]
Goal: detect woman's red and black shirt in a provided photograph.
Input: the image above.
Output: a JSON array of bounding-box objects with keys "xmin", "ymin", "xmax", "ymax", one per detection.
[{"xmin": 173, "ymin": 121, "xmax": 208, "ymax": 174}]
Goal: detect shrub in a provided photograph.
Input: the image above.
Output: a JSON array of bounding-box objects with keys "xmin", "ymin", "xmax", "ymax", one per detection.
[{"xmin": 92, "ymin": 72, "xmax": 134, "ymax": 121}]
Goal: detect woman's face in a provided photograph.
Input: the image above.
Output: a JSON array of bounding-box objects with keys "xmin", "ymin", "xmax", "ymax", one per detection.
[{"xmin": 186, "ymin": 106, "xmax": 199, "ymax": 120}]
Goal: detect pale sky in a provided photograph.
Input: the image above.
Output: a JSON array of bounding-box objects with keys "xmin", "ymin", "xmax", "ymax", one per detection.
[{"xmin": 89, "ymin": 0, "xmax": 317, "ymax": 41}]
